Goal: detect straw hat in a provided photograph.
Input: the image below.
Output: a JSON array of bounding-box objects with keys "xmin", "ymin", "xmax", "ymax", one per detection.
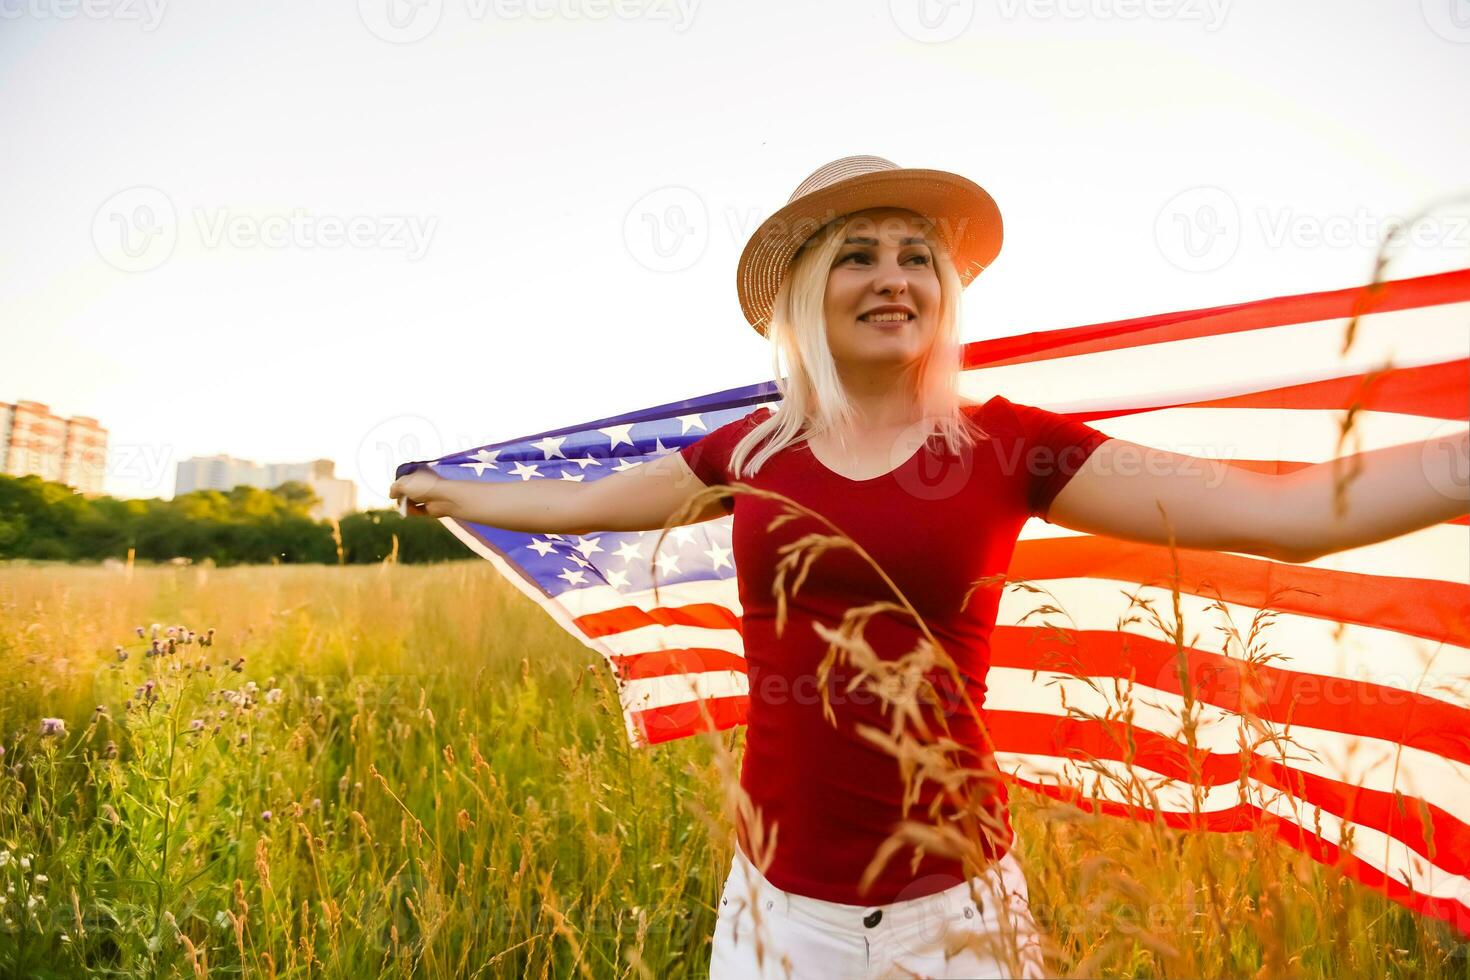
[{"xmin": 735, "ymin": 155, "xmax": 1003, "ymax": 336}]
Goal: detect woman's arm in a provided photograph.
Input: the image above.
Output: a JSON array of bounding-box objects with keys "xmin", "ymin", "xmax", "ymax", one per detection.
[
  {"xmin": 1046, "ymin": 429, "xmax": 1470, "ymax": 563},
  {"xmin": 388, "ymin": 451, "xmax": 727, "ymax": 535}
]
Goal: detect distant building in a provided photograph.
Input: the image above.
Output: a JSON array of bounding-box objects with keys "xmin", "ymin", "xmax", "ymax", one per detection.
[
  {"xmin": 174, "ymin": 454, "xmax": 357, "ymax": 521},
  {"xmin": 0, "ymin": 400, "xmax": 108, "ymax": 494}
]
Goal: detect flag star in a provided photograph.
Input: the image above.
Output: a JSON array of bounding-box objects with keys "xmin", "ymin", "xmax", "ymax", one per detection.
[
  {"xmin": 613, "ymin": 539, "xmax": 646, "ymax": 563},
  {"xmin": 668, "ymin": 525, "xmax": 697, "ymax": 547},
  {"xmin": 570, "ymin": 456, "xmax": 602, "ymax": 469},
  {"xmin": 527, "ymin": 538, "xmax": 558, "ymax": 557},
  {"xmin": 546, "ymin": 534, "xmax": 563, "ymax": 540},
  {"xmin": 676, "ymin": 414, "xmax": 708, "ymax": 435},
  {"xmin": 653, "ymin": 551, "xmax": 680, "ymax": 576},
  {"xmin": 559, "ymin": 470, "xmax": 585, "ymax": 482},
  {"xmin": 652, "ymin": 437, "xmax": 675, "ymax": 456},
  {"xmin": 509, "ymin": 460, "xmax": 541, "ymax": 480},
  {"xmin": 458, "ymin": 448, "xmax": 500, "ymax": 476},
  {"xmin": 531, "ymin": 435, "xmax": 568, "ymax": 460},
  {"xmin": 705, "ymin": 542, "xmax": 733, "ymax": 571},
  {"xmin": 599, "ymin": 424, "xmax": 636, "ymax": 449},
  {"xmin": 573, "ymin": 536, "xmax": 604, "ymax": 558},
  {"xmin": 613, "ymin": 457, "xmax": 642, "ymax": 473},
  {"xmin": 557, "ymin": 568, "xmax": 587, "ymax": 587},
  {"xmin": 606, "ymin": 567, "xmax": 630, "ymax": 590},
  {"xmin": 567, "ymin": 554, "xmax": 591, "ymax": 569}
]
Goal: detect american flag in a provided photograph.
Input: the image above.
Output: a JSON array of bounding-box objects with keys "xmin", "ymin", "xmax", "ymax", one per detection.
[{"xmin": 397, "ymin": 268, "xmax": 1470, "ymax": 937}]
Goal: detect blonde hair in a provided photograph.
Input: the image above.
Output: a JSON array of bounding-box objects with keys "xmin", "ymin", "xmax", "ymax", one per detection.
[{"xmin": 728, "ymin": 210, "xmax": 989, "ymax": 479}]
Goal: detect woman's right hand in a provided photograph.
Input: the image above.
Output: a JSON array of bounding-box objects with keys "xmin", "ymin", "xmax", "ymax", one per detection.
[{"xmin": 388, "ymin": 467, "xmax": 444, "ymax": 517}]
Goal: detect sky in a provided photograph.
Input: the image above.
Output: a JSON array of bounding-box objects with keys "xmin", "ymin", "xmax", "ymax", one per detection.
[{"xmin": 1, "ymin": 0, "xmax": 1466, "ymax": 507}]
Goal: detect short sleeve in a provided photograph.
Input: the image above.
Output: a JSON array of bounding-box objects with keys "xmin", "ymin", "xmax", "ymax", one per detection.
[
  {"xmin": 993, "ymin": 397, "xmax": 1111, "ymax": 522},
  {"xmin": 677, "ymin": 406, "xmax": 772, "ymax": 514}
]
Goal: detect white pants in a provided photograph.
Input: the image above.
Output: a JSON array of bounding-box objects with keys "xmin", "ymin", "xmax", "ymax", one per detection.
[{"xmin": 708, "ymin": 846, "xmax": 1048, "ymax": 979}]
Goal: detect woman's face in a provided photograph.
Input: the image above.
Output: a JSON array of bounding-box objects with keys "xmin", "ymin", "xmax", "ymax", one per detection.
[{"xmin": 822, "ymin": 207, "xmax": 942, "ymax": 371}]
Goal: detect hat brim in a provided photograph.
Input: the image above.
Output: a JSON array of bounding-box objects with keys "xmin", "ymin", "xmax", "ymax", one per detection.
[{"xmin": 735, "ymin": 168, "xmax": 1002, "ymax": 336}]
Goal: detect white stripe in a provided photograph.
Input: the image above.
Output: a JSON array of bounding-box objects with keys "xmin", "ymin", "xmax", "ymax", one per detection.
[
  {"xmin": 1018, "ymin": 521, "xmax": 1469, "ymax": 587},
  {"xmin": 995, "ymin": 578, "xmax": 1470, "ymax": 710},
  {"xmin": 618, "ymin": 669, "xmax": 750, "ymax": 714},
  {"xmin": 962, "ymin": 301, "xmax": 1470, "ymax": 413},
  {"xmin": 549, "ymin": 575, "xmax": 742, "ymax": 618},
  {"xmin": 597, "ymin": 622, "xmax": 745, "ymax": 658},
  {"xmin": 1056, "ymin": 407, "xmax": 1460, "ymax": 461},
  {"xmin": 997, "ymin": 752, "xmax": 1470, "ymax": 907},
  {"xmin": 985, "ymin": 666, "xmax": 1470, "ymax": 826}
]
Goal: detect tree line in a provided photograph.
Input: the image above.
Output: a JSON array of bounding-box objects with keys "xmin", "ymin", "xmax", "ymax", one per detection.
[{"xmin": 0, "ymin": 473, "xmax": 466, "ymax": 565}]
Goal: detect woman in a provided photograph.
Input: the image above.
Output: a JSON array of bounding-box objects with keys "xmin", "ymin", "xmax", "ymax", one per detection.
[{"xmin": 390, "ymin": 156, "xmax": 1470, "ymax": 979}]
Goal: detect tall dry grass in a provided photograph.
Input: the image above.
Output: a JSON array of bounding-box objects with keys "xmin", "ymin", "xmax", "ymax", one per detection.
[{"xmin": 0, "ymin": 559, "xmax": 1463, "ymax": 977}]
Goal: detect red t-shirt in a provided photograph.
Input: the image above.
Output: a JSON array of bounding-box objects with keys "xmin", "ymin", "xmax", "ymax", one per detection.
[{"xmin": 678, "ymin": 394, "xmax": 1111, "ymax": 905}]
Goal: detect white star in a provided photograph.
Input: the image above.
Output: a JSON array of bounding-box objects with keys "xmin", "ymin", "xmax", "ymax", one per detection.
[
  {"xmin": 527, "ymin": 538, "xmax": 558, "ymax": 557},
  {"xmin": 546, "ymin": 534, "xmax": 563, "ymax": 540},
  {"xmin": 653, "ymin": 551, "xmax": 680, "ymax": 576},
  {"xmin": 606, "ymin": 567, "xmax": 630, "ymax": 590},
  {"xmin": 531, "ymin": 435, "xmax": 568, "ymax": 460},
  {"xmin": 675, "ymin": 414, "xmax": 708, "ymax": 435},
  {"xmin": 613, "ymin": 539, "xmax": 646, "ymax": 563},
  {"xmin": 557, "ymin": 567, "xmax": 587, "ymax": 587},
  {"xmin": 458, "ymin": 448, "xmax": 500, "ymax": 476},
  {"xmin": 572, "ymin": 536, "xmax": 604, "ymax": 558},
  {"xmin": 559, "ymin": 471, "xmax": 585, "ymax": 482},
  {"xmin": 599, "ymin": 424, "xmax": 636, "ymax": 449},
  {"xmin": 612, "ymin": 458, "xmax": 642, "ymax": 473},
  {"xmin": 667, "ymin": 525, "xmax": 697, "ymax": 547},
  {"xmin": 705, "ymin": 542, "xmax": 733, "ymax": 571},
  {"xmin": 567, "ymin": 554, "xmax": 591, "ymax": 569},
  {"xmin": 652, "ymin": 437, "xmax": 675, "ymax": 456},
  {"xmin": 509, "ymin": 460, "xmax": 541, "ymax": 481},
  {"xmin": 570, "ymin": 456, "xmax": 602, "ymax": 469}
]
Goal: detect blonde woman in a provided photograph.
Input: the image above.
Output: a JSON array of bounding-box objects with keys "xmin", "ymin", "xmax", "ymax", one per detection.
[{"xmin": 391, "ymin": 156, "xmax": 1470, "ymax": 979}]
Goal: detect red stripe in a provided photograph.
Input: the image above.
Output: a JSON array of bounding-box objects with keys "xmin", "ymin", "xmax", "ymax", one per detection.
[
  {"xmin": 631, "ymin": 694, "xmax": 749, "ymax": 744},
  {"xmin": 989, "ymin": 626, "xmax": 1470, "ymax": 768},
  {"xmin": 1009, "ymin": 536, "xmax": 1470, "ymax": 647},
  {"xmin": 989, "ymin": 710, "xmax": 1470, "ymax": 880},
  {"xmin": 1188, "ymin": 359, "xmax": 1470, "ymax": 420},
  {"xmin": 965, "ymin": 269, "xmax": 1470, "ymax": 369},
  {"xmin": 610, "ymin": 647, "xmax": 747, "ymax": 680},
  {"xmin": 1010, "ymin": 778, "xmax": 1470, "ymax": 939},
  {"xmin": 574, "ymin": 601, "xmax": 742, "ymax": 638}
]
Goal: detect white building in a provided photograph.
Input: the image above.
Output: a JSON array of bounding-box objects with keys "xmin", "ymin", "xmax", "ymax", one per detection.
[{"xmin": 174, "ymin": 455, "xmax": 358, "ymax": 520}]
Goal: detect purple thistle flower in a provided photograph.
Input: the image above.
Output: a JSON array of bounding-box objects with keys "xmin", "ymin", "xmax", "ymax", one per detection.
[
  {"xmin": 261, "ymin": 810, "xmax": 272, "ymax": 822},
  {"xmin": 39, "ymin": 718, "xmax": 65, "ymax": 738}
]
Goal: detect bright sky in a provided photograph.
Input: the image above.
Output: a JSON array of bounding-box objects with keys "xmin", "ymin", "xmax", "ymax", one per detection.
[{"xmin": 2, "ymin": 0, "xmax": 1466, "ymax": 507}]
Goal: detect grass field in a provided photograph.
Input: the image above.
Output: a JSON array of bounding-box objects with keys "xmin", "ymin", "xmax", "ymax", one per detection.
[{"xmin": 0, "ymin": 561, "xmax": 1464, "ymax": 978}]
